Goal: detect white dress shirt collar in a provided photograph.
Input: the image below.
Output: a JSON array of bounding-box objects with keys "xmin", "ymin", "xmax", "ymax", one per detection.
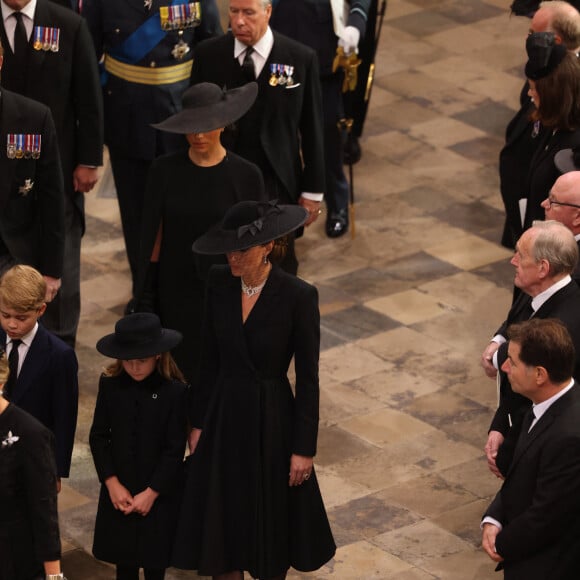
[
  {"xmin": 234, "ymin": 26, "xmax": 273, "ymax": 77},
  {"xmin": 531, "ymin": 275, "xmax": 572, "ymax": 312},
  {"xmin": 532, "ymin": 379, "xmax": 575, "ymax": 427}
]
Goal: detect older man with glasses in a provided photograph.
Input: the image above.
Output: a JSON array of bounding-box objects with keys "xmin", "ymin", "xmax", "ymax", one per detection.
[{"xmin": 541, "ymin": 170, "xmax": 580, "ymax": 283}]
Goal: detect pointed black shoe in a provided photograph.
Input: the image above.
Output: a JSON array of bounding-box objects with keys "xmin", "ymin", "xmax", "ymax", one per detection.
[{"xmin": 326, "ymin": 212, "xmax": 349, "ymax": 238}]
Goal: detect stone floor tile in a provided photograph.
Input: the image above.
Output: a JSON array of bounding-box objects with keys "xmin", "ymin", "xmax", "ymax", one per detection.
[
  {"xmin": 316, "ymin": 466, "xmax": 374, "ymax": 510},
  {"xmin": 421, "ymin": 547, "xmax": 497, "ymax": 580},
  {"xmin": 451, "ymin": 375, "xmax": 497, "ymax": 413},
  {"xmin": 372, "ymin": 520, "xmax": 475, "ymax": 567},
  {"xmin": 322, "ymin": 304, "xmax": 401, "ymax": 341},
  {"xmin": 329, "ymin": 493, "xmax": 423, "ymax": 541},
  {"xmin": 451, "ymin": 98, "xmax": 516, "ymax": 136},
  {"xmin": 340, "ymin": 407, "xmax": 437, "ymax": 447},
  {"xmin": 409, "ymin": 117, "xmax": 488, "ymax": 148},
  {"xmin": 348, "ymin": 367, "xmax": 443, "ymax": 408},
  {"xmin": 434, "ymin": 0, "xmax": 505, "ymax": 23},
  {"xmin": 364, "ymin": 288, "xmax": 450, "ymax": 325},
  {"xmin": 448, "ymin": 135, "xmax": 504, "ymax": 165},
  {"xmin": 388, "ymin": 10, "xmax": 460, "ymax": 37},
  {"xmin": 319, "ymin": 380, "xmax": 386, "ymax": 425},
  {"xmin": 317, "ymin": 425, "xmax": 379, "ymax": 467},
  {"xmin": 320, "ymin": 541, "xmax": 415, "ymax": 579},
  {"xmin": 425, "ymin": 233, "xmax": 512, "ymax": 270},
  {"xmin": 400, "ymin": 391, "xmax": 489, "ymax": 433},
  {"xmin": 438, "ymin": 457, "xmax": 501, "ymax": 501},
  {"xmin": 432, "ymin": 498, "xmax": 492, "ymax": 546},
  {"xmin": 377, "ymin": 473, "xmax": 479, "ymax": 519},
  {"xmin": 58, "ymin": 482, "xmax": 92, "ymax": 512},
  {"xmin": 320, "ymin": 343, "xmax": 391, "ymax": 383}
]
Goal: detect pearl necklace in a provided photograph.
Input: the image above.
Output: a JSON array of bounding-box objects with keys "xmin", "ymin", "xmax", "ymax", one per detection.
[{"xmin": 241, "ymin": 277, "xmax": 267, "ymax": 297}]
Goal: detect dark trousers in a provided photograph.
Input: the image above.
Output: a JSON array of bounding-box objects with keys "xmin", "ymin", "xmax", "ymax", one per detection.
[
  {"xmin": 116, "ymin": 564, "xmax": 165, "ymax": 580},
  {"xmin": 42, "ymin": 193, "xmax": 82, "ymax": 348},
  {"xmin": 108, "ymin": 150, "xmax": 153, "ymax": 293},
  {"xmin": 321, "ymin": 74, "xmax": 349, "ymax": 218}
]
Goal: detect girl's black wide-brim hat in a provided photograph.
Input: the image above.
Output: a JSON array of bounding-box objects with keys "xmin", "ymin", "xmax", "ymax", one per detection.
[
  {"xmin": 192, "ymin": 200, "xmax": 309, "ymax": 255},
  {"xmin": 96, "ymin": 313, "xmax": 182, "ymax": 360}
]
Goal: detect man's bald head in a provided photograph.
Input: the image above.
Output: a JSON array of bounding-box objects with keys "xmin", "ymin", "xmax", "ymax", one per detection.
[
  {"xmin": 543, "ymin": 171, "xmax": 580, "ymax": 233},
  {"xmin": 532, "ymin": 1, "xmax": 580, "ymax": 49}
]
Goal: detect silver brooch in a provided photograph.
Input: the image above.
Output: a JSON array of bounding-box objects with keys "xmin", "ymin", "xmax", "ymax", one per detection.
[
  {"xmin": 18, "ymin": 179, "xmax": 34, "ymax": 196},
  {"xmin": 2, "ymin": 431, "xmax": 20, "ymax": 447}
]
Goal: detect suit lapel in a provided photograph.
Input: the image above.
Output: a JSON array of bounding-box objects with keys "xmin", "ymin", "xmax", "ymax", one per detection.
[
  {"xmin": 26, "ymin": 0, "xmax": 51, "ymax": 92},
  {"xmin": 507, "ymin": 388, "xmax": 575, "ymax": 474},
  {"xmin": 534, "ymin": 282, "xmax": 573, "ymax": 318}
]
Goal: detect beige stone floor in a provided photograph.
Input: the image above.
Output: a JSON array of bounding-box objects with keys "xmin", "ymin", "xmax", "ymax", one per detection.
[{"xmin": 59, "ymin": 1, "xmax": 531, "ymax": 578}]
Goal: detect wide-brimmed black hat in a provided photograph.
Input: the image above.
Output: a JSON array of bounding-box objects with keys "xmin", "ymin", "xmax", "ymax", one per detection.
[
  {"xmin": 193, "ymin": 200, "xmax": 309, "ymax": 255},
  {"xmin": 555, "ymin": 147, "xmax": 580, "ymax": 173},
  {"xmin": 525, "ymin": 32, "xmax": 567, "ymax": 80},
  {"xmin": 96, "ymin": 313, "xmax": 182, "ymax": 359},
  {"xmin": 151, "ymin": 82, "xmax": 258, "ymax": 134}
]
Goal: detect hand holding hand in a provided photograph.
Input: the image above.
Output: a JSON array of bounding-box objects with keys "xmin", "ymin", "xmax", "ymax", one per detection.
[
  {"xmin": 105, "ymin": 476, "xmax": 134, "ymax": 514},
  {"xmin": 132, "ymin": 487, "xmax": 159, "ymax": 516}
]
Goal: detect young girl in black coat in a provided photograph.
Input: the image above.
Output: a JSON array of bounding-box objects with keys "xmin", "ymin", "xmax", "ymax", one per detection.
[{"xmin": 90, "ymin": 313, "xmax": 188, "ymax": 580}]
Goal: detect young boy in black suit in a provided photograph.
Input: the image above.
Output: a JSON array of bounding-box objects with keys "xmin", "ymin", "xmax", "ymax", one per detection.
[{"xmin": 0, "ymin": 264, "xmax": 78, "ymax": 490}]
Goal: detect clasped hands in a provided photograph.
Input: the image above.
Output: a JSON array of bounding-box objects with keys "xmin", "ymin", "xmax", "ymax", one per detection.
[{"xmin": 105, "ymin": 476, "xmax": 159, "ymax": 517}]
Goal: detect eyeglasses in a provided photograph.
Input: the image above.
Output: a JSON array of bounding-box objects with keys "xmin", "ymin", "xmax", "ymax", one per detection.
[{"xmin": 546, "ymin": 196, "xmax": 580, "ymax": 210}]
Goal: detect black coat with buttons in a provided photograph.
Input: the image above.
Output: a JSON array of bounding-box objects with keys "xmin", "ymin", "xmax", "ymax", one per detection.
[{"xmin": 89, "ymin": 370, "xmax": 188, "ymax": 569}]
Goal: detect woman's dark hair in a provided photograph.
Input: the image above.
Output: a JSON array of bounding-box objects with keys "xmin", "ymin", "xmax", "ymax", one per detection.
[{"xmin": 532, "ymin": 52, "xmax": 580, "ymax": 129}]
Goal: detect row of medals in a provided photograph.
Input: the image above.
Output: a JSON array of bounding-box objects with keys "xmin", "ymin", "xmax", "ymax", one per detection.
[
  {"xmin": 158, "ymin": 2, "xmax": 201, "ymax": 60},
  {"xmin": 32, "ymin": 26, "xmax": 60, "ymax": 52},
  {"xmin": 269, "ymin": 64, "xmax": 295, "ymax": 87},
  {"xmin": 7, "ymin": 135, "xmax": 42, "ymax": 160}
]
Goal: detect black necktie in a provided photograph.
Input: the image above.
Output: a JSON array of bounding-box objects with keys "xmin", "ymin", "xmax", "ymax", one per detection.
[
  {"xmin": 4, "ymin": 339, "xmax": 22, "ymax": 400},
  {"xmin": 241, "ymin": 46, "xmax": 255, "ymax": 81},
  {"xmin": 13, "ymin": 12, "xmax": 28, "ymax": 76}
]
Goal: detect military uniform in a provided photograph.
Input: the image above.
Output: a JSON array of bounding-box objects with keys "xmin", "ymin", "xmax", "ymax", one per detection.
[
  {"xmin": 0, "ymin": 88, "xmax": 65, "ymax": 279},
  {"xmin": 83, "ymin": 0, "xmax": 222, "ymax": 289},
  {"xmin": 271, "ymin": 0, "xmax": 371, "ymax": 237},
  {"xmin": 0, "ymin": 0, "xmax": 103, "ymax": 346}
]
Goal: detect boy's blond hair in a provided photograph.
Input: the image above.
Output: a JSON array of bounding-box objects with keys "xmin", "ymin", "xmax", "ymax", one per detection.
[
  {"xmin": 0, "ymin": 351, "xmax": 8, "ymax": 386},
  {"xmin": 0, "ymin": 265, "xmax": 47, "ymax": 312}
]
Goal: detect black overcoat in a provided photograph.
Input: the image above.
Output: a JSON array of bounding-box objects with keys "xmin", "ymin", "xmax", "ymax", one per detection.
[{"xmin": 89, "ymin": 371, "xmax": 188, "ymax": 569}]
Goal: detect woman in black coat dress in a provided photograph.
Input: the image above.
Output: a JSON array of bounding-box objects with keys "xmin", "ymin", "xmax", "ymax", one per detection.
[
  {"xmin": 90, "ymin": 313, "xmax": 188, "ymax": 580},
  {"xmin": 172, "ymin": 201, "xmax": 336, "ymax": 580},
  {"xmin": 521, "ymin": 33, "xmax": 580, "ymax": 230},
  {"xmin": 0, "ymin": 352, "xmax": 64, "ymax": 580},
  {"xmin": 132, "ymin": 82, "xmax": 267, "ymax": 383}
]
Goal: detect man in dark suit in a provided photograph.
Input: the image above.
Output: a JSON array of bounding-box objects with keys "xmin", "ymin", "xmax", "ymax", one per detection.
[
  {"xmin": 0, "ymin": 43, "xmax": 65, "ymax": 285},
  {"xmin": 541, "ymin": 170, "xmax": 580, "ymax": 283},
  {"xmin": 482, "ymin": 318, "xmax": 580, "ymax": 579},
  {"xmin": 190, "ymin": 0, "xmax": 325, "ymax": 273},
  {"xmin": 0, "ymin": 264, "xmax": 78, "ymax": 487},
  {"xmin": 499, "ymin": 1, "xmax": 580, "ymax": 249},
  {"xmin": 481, "ymin": 220, "xmax": 580, "ymax": 477},
  {"xmin": 83, "ymin": 0, "xmax": 222, "ymax": 291},
  {"xmin": 0, "ymin": 0, "xmax": 104, "ymax": 347},
  {"xmin": 271, "ymin": 0, "xmax": 371, "ymax": 238}
]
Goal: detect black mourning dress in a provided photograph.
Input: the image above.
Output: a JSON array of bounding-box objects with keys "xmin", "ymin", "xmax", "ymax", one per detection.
[
  {"xmin": 136, "ymin": 150, "xmax": 266, "ymax": 382},
  {"xmin": 172, "ymin": 266, "xmax": 336, "ymax": 578}
]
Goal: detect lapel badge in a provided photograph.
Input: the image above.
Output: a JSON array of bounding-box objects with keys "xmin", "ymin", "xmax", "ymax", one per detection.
[
  {"xmin": 19, "ymin": 179, "xmax": 34, "ymax": 196},
  {"xmin": 2, "ymin": 431, "xmax": 20, "ymax": 447},
  {"xmin": 144, "ymin": 0, "xmax": 152, "ymax": 10}
]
